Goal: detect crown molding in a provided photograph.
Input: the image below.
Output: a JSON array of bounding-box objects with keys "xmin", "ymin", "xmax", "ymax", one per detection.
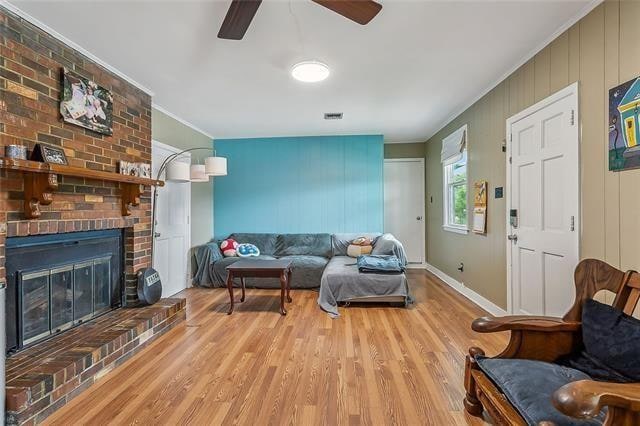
[
  {"xmin": 0, "ymin": 0, "xmax": 154, "ymax": 96},
  {"xmin": 152, "ymin": 104, "xmax": 214, "ymax": 140},
  {"xmin": 425, "ymin": 0, "xmax": 603, "ymax": 142},
  {"xmin": 384, "ymin": 140, "xmax": 426, "ymax": 145}
]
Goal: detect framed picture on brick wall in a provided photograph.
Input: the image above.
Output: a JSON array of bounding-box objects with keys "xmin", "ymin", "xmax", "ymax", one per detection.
[{"xmin": 60, "ymin": 68, "xmax": 114, "ymax": 136}]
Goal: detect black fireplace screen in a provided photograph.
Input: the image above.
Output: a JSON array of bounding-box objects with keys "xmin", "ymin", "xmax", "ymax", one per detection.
[
  {"xmin": 20, "ymin": 257, "xmax": 112, "ymax": 345},
  {"xmin": 6, "ymin": 230, "xmax": 123, "ymax": 353}
]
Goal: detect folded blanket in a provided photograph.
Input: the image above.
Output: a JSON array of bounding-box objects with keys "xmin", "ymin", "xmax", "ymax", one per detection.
[{"xmin": 356, "ymin": 255, "xmax": 405, "ymax": 274}]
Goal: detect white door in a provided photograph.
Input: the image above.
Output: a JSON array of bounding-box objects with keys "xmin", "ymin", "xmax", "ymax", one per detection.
[
  {"xmin": 384, "ymin": 158, "xmax": 425, "ymax": 264},
  {"xmin": 507, "ymin": 83, "xmax": 579, "ymax": 317},
  {"xmin": 152, "ymin": 141, "xmax": 191, "ymax": 297}
]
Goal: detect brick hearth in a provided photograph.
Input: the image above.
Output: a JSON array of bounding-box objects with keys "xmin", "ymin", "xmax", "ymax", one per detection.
[{"xmin": 5, "ymin": 299, "xmax": 186, "ymax": 425}]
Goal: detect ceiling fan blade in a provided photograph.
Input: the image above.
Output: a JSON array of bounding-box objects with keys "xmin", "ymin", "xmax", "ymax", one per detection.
[
  {"xmin": 311, "ymin": 0, "xmax": 382, "ymax": 25},
  {"xmin": 218, "ymin": 0, "xmax": 263, "ymax": 40}
]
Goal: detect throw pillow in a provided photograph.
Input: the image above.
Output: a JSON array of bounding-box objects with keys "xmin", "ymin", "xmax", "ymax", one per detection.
[
  {"xmin": 347, "ymin": 244, "xmax": 373, "ymax": 258},
  {"xmin": 237, "ymin": 243, "xmax": 260, "ymax": 257},
  {"xmin": 220, "ymin": 238, "xmax": 238, "ymax": 257},
  {"xmin": 578, "ymin": 299, "xmax": 640, "ymax": 382},
  {"xmin": 346, "ymin": 236, "xmax": 374, "ymax": 258}
]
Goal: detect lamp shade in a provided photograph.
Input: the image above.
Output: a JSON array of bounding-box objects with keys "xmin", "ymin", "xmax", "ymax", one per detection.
[
  {"xmin": 165, "ymin": 161, "xmax": 190, "ymax": 182},
  {"xmin": 190, "ymin": 164, "xmax": 208, "ymax": 182},
  {"xmin": 205, "ymin": 156, "xmax": 227, "ymax": 176}
]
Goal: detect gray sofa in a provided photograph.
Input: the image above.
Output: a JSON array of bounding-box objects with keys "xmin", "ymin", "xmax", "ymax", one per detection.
[{"xmin": 193, "ymin": 232, "xmax": 413, "ymax": 316}]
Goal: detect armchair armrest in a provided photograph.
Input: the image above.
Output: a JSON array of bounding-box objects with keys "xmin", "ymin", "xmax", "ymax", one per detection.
[
  {"xmin": 553, "ymin": 380, "xmax": 640, "ymax": 419},
  {"xmin": 472, "ymin": 315, "xmax": 581, "ymax": 333}
]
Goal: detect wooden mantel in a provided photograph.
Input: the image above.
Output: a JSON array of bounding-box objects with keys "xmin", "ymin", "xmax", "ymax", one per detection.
[{"xmin": 0, "ymin": 157, "xmax": 164, "ymax": 219}]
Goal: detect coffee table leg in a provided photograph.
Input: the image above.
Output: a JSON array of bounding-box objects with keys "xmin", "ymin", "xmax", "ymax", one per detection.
[
  {"xmin": 286, "ymin": 268, "xmax": 292, "ymax": 303},
  {"xmin": 279, "ymin": 271, "xmax": 287, "ymax": 316},
  {"xmin": 240, "ymin": 277, "xmax": 246, "ymax": 302},
  {"xmin": 226, "ymin": 271, "xmax": 234, "ymax": 315}
]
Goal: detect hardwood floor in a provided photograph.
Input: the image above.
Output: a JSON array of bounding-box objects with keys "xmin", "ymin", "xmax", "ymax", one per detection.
[{"xmin": 43, "ymin": 270, "xmax": 508, "ymax": 425}]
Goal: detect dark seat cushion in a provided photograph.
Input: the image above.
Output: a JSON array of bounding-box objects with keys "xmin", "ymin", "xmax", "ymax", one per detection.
[
  {"xmin": 278, "ymin": 255, "xmax": 328, "ymax": 289},
  {"xmin": 476, "ymin": 358, "xmax": 603, "ymax": 426},
  {"xmin": 228, "ymin": 233, "xmax": 278, "ymax": 255},
  {"xmin": 211, "ymin": 255, "xmax": 277, "ymax": 286},
  {"xmin": 275, "ymin": 234, "xmax": 332, "ymax": 257},
  {"xmin": 563, "ymin": 299, "xmax": 640, "ymax": 383}
]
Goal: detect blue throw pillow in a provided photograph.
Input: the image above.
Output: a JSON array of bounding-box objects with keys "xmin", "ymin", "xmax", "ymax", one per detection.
[
  {"xmin": 237, "ymin": 243, "xmax": 260, "ymax": 257},
  {"xmin": 575, "ymin": 299, "xmax": 640, "ymax": 382}
]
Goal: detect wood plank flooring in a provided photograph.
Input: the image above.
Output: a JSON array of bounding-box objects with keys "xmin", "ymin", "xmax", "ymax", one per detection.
[{"xmin": 43, "ymin": 270, "xmax": 508, "ymax": 425}]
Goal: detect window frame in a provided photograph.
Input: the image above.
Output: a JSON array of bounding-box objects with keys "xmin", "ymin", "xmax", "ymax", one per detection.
[{"xmin": 442, "ymin": 128, "xmax": 469, "ymax": 235}]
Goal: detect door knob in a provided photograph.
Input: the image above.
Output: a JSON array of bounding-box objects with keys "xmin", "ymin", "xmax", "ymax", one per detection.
[
  {"xmin": 416, "ymin": 216, "xmax": 423, "ymax": 221},
  {"xmin": 154, "ymin": 232, "xmax": 161, "ymax": 238},
  {"xmin": 507, "ymin": 234, "xmax": 518, "ymax": 243}
]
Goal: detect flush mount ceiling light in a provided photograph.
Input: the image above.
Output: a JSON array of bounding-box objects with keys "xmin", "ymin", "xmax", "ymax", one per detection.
[{"xmin": 291, "ymin": 61, "xmax": 330, "ymax": 83}]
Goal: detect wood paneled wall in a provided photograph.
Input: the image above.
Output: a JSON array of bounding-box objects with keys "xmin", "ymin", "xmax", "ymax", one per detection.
[{"xmin": 425, "ymin": 0, "xmax": 640, "ymax": 310}]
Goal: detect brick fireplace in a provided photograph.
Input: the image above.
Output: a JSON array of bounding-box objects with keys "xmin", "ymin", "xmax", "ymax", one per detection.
[
  {"xmin": 0, "ymin": 7, "xmax": 152, "ymax": 305},
  {"xmin": 1, "ymin": 6, "xmax": 187, "ymax": 424}
]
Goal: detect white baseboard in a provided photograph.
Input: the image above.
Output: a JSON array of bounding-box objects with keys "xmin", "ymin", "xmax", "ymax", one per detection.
[
  {"xmin": 424, "ymin": 263, "xmax": 507, "ymax": 317},
  {"xmin": 406, "ymin": 262, "xmax": 427, "ymax": 269}
]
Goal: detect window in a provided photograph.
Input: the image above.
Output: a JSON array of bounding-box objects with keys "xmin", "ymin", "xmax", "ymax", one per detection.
[{"xmin": 441, "ymin": 125, "xmax": 468, "ymax": 234}]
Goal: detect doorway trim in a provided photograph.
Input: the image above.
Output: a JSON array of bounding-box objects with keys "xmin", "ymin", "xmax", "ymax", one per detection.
[
  {"xmin": 383, "ymin": 157, "xmax": 426, "ymax": 264},
  {"xmin": 505, "ymin": 82, "xmax": 580, "ymax": 315},
  {"xmin": 152, "ymin": 140, "xmax": 192, "ymax": 292}
]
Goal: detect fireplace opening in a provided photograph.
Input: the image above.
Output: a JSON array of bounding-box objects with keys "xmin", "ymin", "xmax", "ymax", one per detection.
[{"xmin": 5, "ymin": 230, "xmax": 124, "ymax": 354}]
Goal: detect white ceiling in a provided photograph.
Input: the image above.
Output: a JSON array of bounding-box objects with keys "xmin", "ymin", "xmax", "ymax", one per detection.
[{"xmin": 9, "ymin": 0, "xmax": 595, "ymax": 143}]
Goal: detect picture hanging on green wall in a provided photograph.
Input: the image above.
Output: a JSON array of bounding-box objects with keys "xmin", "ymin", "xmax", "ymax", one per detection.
[{"xmin": 609, "ymin": 77, "xmax": 640, "ymax": 171}]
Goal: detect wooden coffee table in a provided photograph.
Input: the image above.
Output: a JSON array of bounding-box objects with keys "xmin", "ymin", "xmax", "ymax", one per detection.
[{"xmin": 225, "ymin": 259, "xmax": 293, "ymax": 315}]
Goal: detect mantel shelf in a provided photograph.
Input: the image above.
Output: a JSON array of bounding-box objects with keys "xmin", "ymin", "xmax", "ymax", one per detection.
[{"xmin": 0, "ymin": 157, "xmax": 164, "ymax": 219}]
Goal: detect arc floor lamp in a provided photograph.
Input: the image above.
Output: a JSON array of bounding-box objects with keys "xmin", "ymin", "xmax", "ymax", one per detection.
[{"xmin": 151, "ymin": 147, "xmax": 227, "ymax": 265}]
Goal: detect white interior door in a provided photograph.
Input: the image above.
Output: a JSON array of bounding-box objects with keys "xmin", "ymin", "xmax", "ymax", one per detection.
[
  {"xmin": 507, "ymin": 83, "xmax": 579, "ymax": 317},
  {"xmin": 152, "ymin": 141, "xmax": 191, "ymax": 298},
  {"xmin": 384, "ymin": 158, "xmax": 425, "ymax": 264}
]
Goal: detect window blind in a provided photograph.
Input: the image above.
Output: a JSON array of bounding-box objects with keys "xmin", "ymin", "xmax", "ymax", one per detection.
[{"xmin": 441, "ymin": 125, "xmax": 467, "ymax": 165}]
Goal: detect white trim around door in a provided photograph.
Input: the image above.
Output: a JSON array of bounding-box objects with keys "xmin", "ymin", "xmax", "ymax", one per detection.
[
  {"xmin": 152, "ymin": 140, "xmax": 192, "ymax": 296},
  {"xmin": 383, "ymin": 158, "xmax": 426, "ymax": 264},
  {"xmin": 505, "ymin": 82, "xmax": 580, "ymax": 315}
]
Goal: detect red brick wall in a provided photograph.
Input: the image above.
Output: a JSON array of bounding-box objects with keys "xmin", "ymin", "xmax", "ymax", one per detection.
[{"xmin": 0, "ymin": 6, "xmax": 153, "ymax": 304}]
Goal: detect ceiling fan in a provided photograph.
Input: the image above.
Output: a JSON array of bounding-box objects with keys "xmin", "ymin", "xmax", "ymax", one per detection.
[{"xmin": 218, "ymin": 0, "xmax": 383, "ymax": 40}]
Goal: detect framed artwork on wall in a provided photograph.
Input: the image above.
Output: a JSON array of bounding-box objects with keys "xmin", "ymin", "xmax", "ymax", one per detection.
[
  {"xmin": 60, "ymin": 68, "xmax": 114, "ymax": 136},
  {"xmin": 609, "ymin": 77, "xmax": 640, "ymax": 171}
]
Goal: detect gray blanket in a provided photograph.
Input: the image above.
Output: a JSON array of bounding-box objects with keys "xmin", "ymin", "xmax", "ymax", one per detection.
[
  {"xmin": 318, "ymin": 256, "xmax": 414, "ymax": 318},
  {"xmin": 193, "ymin": 242, "xmax": 223, "ymax": 287}
]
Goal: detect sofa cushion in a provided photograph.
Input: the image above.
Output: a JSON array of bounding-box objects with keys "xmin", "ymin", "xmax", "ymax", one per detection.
[
  {"xmin": 332, "ymin": 233, "xmax": 381, "ymax": 256},
  {"xmin": 275, "ymin": 233, "xmax": 332, "ymax": 257},
  {"xmin": 211, "ymin": 255, "xmax": 277, "ymax": 285},
  {"xmin": 563, "ymin": 299, "xmax": 640, "ymax": 383},
  {"xmin": 476, "ymin": 358, "xmax": 603, "ymax": 426},
  {"xmin": 228, "ymin": 233, "xmax": 278, "ymax": 255},
  {"xmin": 279, "ymin": 255, "xmax": 328, "ymax": 289}
]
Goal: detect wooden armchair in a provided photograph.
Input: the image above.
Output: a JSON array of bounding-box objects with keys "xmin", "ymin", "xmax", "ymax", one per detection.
[{"xmin": 464, "ymin": 259, "xmax": 640, "ymax": 425}]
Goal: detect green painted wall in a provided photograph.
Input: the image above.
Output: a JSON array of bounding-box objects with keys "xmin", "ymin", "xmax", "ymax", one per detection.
[
  {"xmin": 152, "ymin": 108, "xmax": 214, "ymax": 246},
  {"xmin": 384, "ymin": 143, "xmax": 425, "ymax": 159},
  {"xmin": 424, "ymin": 0, "xmax": 640, "ymax": 311}
]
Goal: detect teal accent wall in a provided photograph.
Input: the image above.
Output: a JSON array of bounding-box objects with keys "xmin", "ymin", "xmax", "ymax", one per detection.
[{"xmin": 214, "ymin": 135, "xmax": 384, "ymax": 238}]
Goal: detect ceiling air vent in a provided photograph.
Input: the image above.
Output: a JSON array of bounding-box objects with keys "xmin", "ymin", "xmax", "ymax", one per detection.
[{"xmin": 324, "ymin": 112, "xmax": 343, "ymax": 120}]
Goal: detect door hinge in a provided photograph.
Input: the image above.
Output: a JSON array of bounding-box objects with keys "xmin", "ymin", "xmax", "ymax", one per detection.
[
  {"xmin": 570, "ymin": 215, "xmax": 575, "ymax": 232},
  {"xmin": 570, "ymin": 109, "xmax": 575, "ymax": 126},
  {"xmin": 509, "ymin": 156, "xmax": 512, "ymax": 164},
  {"xmin": 509, "ymin": 133, "xmax": 512, "ymax": 142}
]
